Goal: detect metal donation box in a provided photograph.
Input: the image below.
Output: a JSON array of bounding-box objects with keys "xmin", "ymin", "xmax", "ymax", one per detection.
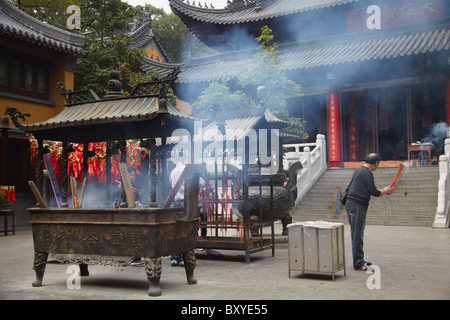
[{"xmin": 288, "ymin": 221, "xmax": 346, "ymax": 281}]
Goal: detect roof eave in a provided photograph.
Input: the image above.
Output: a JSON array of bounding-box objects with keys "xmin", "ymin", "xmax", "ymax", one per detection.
[{"xmin": 0, "ymin": 0, "xmax": 85, "ymax": 56}]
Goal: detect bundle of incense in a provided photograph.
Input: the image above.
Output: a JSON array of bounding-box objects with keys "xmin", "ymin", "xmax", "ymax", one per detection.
[
  {"xmin": 79, "ymin": 177, "xmax": 86, "ymax": 208},
  {"xmin": 390, "ymin": 164, "xmax": 405, "ymax": 188},
  {"xmin": 119, "ymin": 163, "xmax": 135, "ymax": 208},
  {"xmin": 70, "ymin": 175, "xmax": 78, "ymax": 208},
  {"xmin": 28, "ymin": 181, "xmax": 47, "ymax": 208}
]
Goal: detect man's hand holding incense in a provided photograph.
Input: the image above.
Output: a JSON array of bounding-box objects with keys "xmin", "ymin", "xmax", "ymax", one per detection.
[{"xmin": 381, "ymin": 186, "xmax": 394, "ymax": 196}]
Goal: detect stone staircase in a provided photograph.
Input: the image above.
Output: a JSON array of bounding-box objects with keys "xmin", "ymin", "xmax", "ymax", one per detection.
[{"xmin": 292, "ymin": 165, "xmax": 439, "ymax": 227}]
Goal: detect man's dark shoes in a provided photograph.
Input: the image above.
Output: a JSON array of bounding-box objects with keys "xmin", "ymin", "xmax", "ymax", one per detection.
[{"xmin": 355, "ymin": 262, "xmax": 370, "ymax": 271}]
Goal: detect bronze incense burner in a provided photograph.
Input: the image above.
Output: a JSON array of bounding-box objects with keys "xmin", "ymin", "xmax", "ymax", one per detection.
[{"xmin": 30, "ymin": 207, "xmax": 199, "ymax": 296}]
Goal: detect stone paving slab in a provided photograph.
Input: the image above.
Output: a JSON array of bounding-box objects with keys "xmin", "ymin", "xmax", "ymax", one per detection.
[{"xmin": 0, "ymin": 225, "xmax": 449, "ymax": 302}]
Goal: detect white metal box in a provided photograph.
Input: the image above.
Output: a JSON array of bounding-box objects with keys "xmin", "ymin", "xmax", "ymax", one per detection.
[{"xmin": 288, "ymin": 221, "xmax": 346, "ymax": 281}]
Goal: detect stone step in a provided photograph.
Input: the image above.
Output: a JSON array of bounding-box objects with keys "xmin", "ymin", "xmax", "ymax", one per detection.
[
  {"xmin": 299, "ymin": 194, "xmax": 437, "ymax": 203},
  {"xmin": 299, "ymin": 195, "xmax": 438, "ymax": 205},
  {"xmin": 318, "ymin": 175, "xmax": 440, "ymax": 182},
  {"xmin": 311, "ymin": 184, "xmax": 438, "ymax": 191},
  {"xmin": 317, "ymin": 180, "xmax": 439, "ymax": 187},
  {"xmin": 294, "ymin": 210, "xmax": 437, "ymax": 219},
  {"xmin": 302, "ymin": 193, "xmax": 438, "ymax": 201},
  {"xmin": 294, "ymin": 214, "xmax": 435, "ymax": 223},
  {"xmin": 294, "ymin": 205, "xmax": 436, "ymax": 214},
  {"xmin": 323, "ymin": 167, "xmax": 439, "ymax": 177},
  {"xmin": 293, "ymin": 216, "xmax": 433, "ymax": 227},
  {"xmin": 296, "ymin": 205, "xmax": 438, "ymax": 213},
  {"xmin": 293, "ymin": 166, "xmax": 440, "ymax": 227},
  {"xmin": 318, "ymin": 172, "xmax": 439, "ymax": 178}
]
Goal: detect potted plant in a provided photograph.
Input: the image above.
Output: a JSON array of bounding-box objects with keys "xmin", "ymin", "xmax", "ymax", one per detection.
[{"xmin": 0, "ymin": 191, "xmax": 12, "ymax": 211}]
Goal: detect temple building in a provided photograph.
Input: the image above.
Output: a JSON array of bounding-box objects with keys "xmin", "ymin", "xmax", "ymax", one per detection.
[
  {"xmin": 0, "ymin": 2, "xmax": 182, "ymax": 192},
  {"xmin": 127, "ymin": 6, "xmax": 182, "ymax": 76},
  {"xmin": 0, "ymin": 0, "xmax": 85, "ymax": 124},
  {"xmin": 169, "ymin": 0, "xmax": 450, "ymax": 167},
  {"xmin": 126, "ymin": 5, "xmax": 189, "ymax": 113},
  {"xmin": 0, "ymin": 0, "xmax": 85, "ymax": 192}
]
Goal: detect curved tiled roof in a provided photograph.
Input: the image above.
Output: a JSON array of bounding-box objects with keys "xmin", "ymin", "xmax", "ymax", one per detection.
[
  {"xmin": 199, "ymin": 107, "xmax": 290, "ymax": 143},
  {"xmin": 20, "ymin": 96, "xmax": 195, "ymax": 132},
  {"xmin": 0, "ymin": 0, "xmax": 85, "ymax": 56},
  {"xmin": 8, "ymin": 95, "xmax": 198, "ymax": 142},
  {"xmin": 176, "ymin": 22, "xmax": 450, "ymax": 84},
  {"xmin": 142, "ymin": 56, "xmax": 183, "ymax": 78},
  {"xmin": 170, "ymin": 0, "xmax": 359, "ymax": 25},
  {"xmin": 127, "ymin": 13, "xmax": 172, "ymax": 63}
]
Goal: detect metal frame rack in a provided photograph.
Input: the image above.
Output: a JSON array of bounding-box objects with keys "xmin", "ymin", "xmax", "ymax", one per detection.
[{"xmin": 196, "ymin": 145, "xmax": 276, "ymax": 263}]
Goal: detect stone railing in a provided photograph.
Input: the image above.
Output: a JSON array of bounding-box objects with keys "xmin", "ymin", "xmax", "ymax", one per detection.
[
  {"xmin": 433, "ymin": 138, "xmax": 450, "ymax": 228},
  {"xmin": 284, "ymin": 134, "xmax": 327, "ymax": 205}
]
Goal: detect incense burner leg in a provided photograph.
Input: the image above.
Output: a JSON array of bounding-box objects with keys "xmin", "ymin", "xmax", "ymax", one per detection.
[
  {"xmin": 145, "ymin": 257, "xmax": 162, "ymax": 297},
  {"xmin": 183, "ymin": 250, "xmax": 197, "ymax": 285},
  {"xmin": 32, "ymin": 252, "xmax": 48, "ymax": 287}
]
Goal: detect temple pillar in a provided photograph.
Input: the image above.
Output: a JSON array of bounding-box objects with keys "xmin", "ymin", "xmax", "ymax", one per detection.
[
  {"xmin": 348, "ymin": 93, "xmax": 359, "ymax": 162},
  {"xmin": 328, "ymin": 88, "xmax": 342, "ymax": 167}
]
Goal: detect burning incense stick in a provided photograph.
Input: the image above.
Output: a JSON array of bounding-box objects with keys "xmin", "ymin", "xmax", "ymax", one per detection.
[
  {"xmin": 70, "ymin": 175, "xmax": 78, "ymax": 208},
  {"xmin": 390, "ymin": 164, "xmax": 405, "ymax": 188},
  {"xmin": 28, "ymin": 181, "xmax": 47, "ymax": 208},
  {"xmin": 79, "ymin": 177, "xmax": 86, "ymax": 208}
]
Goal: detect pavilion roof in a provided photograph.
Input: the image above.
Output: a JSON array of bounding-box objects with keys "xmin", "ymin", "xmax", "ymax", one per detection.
[
  {"xmin": 0, "ymin": 0, "xmax": 85, "ymax": 56},
  {"xmin": 6, "ymin": 93, "xmax": 198, "ymax": 143},
  {"xmin": 169, "ymin": 0, "xmax": 358, "ymax": 25},
  {"xmin": 176, "ymin": 21, "xmax": 450, "ymax": 84}
]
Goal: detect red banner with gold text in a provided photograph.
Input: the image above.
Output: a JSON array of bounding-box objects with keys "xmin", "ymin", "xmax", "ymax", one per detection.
[{"xmin": 328, "ymin": 92, "xmax": 341, "ymax": 167}]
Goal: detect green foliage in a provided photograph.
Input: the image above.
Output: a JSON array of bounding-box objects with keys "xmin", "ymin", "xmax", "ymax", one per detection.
[
  {"xmin": 192, "ymin": 80, "xmax": 253, "ymax": 118},
  {"xmin": 149, "ymin": 7, "xmax": 215, "ymax": 62},
  {"xmin": 75, "ymin": 35, "xmax": 158, "ymax": 97},
  {"xmin": 73, "ymin": 1, "xmax": 159, "ymax": 96},
  {"xmin": 144, "ymin": 5, "xmax": 166, "ymax": 19},
  {"xmin": 151, "ymin": 12, "xmax": 187, "ymax": 62},
  {"xmin": 237, "ymin": 26, "xmax": 302, "ymax": 113},
  {"xmin": 11, "ymin": 0, "xmax": 80, "ymax": 30},
  {"xmin": 273, "ymin": 109, "xmax": 309, "ymax": 140},
  {"xmin": 79, "ymin": 0, "xmax": 139, "ymax": 40},
  {"xmin": 256, "ymin": 25, "xmax": 278, "ymax": 55},
  {"xmin": 13, "ymin": 0, "xmax": 160, "ymax": 98},
  {"xmin": 0, "ymin": 192, "xmax": 12, "ymax": 211},
  {"xmin": 193, "ymin": 26, "xmax": 307, "ymax": 139}
]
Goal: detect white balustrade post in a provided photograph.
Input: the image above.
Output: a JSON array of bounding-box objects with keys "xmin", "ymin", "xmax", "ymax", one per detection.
[
  {"xmin": 445, "ymin": 139, "xmax": 450, "ymax": 157},
  {"xmin": 305, "ymin": 147, "xmax": 311, "ymax": 183},
  {"xmin": 445, "ymin": 139, "xmax": 450, "ymax": 172},
  {"xmin": 434, "ymin": 154, "xmax": 449, "ymax": 228},
  {"xmin": 317, "ymin": 134, "xmax": 326, "ymax": 169}
]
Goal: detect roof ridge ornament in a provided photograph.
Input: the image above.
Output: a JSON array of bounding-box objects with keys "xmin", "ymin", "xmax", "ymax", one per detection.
[
  {"xmin": 56, "ymin": 83, "xmax": 100, "ymax": 105},
  {"xmin": 181, "ymin": 0, "xmax": 216, "ymax": 10},
  {"xmin": 4, "ymin": 106, "xmax": 30, "ymax": 130},
  {"xmin": 227, "ymin": 0, "xmax": 261, "ymax": 10},
  {"xmin": 104, "ymin": 57, "xmax": 123, "ymax": 100},
  {"xmin": 129, "ymin": 73, "xmax": 178, "ymax": 98}
]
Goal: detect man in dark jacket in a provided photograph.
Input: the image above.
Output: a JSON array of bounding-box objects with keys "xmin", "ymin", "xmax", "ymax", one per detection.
[{"xmin": 346, "ymin": 153, "xmax": 394, "ymax": 270}]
